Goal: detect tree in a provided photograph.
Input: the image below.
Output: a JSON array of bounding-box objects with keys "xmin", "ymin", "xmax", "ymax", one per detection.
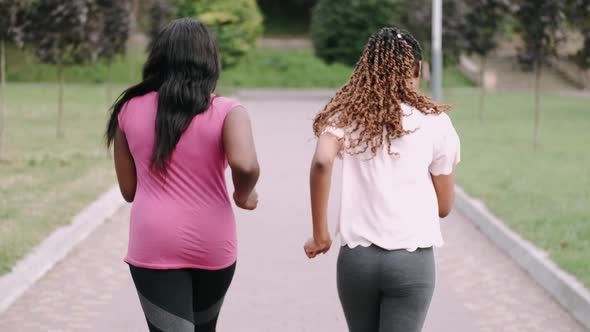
[
  {"xmin": 96, "ymin": 0, "xmax": 131, "ymax": 103},
  {"xmin": 196, "ymin": 0, "xmax": 263, "ymax": 68},
  {"xmin": 149, "ymin": 0, "xmax": 262, "ymax": 68},
  {"xmin": 257, "ymin": 0, "xmax": 316, "ymax": 34},
  {"xmin": 311, "ymin": 0, "xmax": 406, "ymax": 66},
  {"xmin": 461, "ymin": 0, "xmax": 510, "ymax": 122},
  {"xmin": 257, "ymin": 0, "xmax": 316, "ymax": 18},
  {"xmin": 514, "ymin": 0, "xmax": 566, "ymax": 148},
  {"xmin": 0, "ymin": 0, "xmax": 24, "ymax": 159},
  {"xmin": 149, "ymin": 0, "xmax": 175, "ymax": 51},
  {"xmin": 26, "ymin": 0, "xmax": 92, "ymax": 138},
  {"xmin": 403, "ymin": 0, "xmax": 466, "ymax": 65},
  {"xmin": 565, "ymin": 0, "xmax": 590, "ymax": 70},
  {"xmin": 81, "ymin": 0, "xmax": 103, "ymax": 65},
  {"xmin": 441, "ymin": 0, "xmax": 467, "ymax": 66},
  {"xmin": 169, "ymin": 0, "xmax": 263, "ymax": 68}
]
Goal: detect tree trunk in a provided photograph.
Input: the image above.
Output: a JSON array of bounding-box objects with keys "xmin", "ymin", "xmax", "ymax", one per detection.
[
  {"xmin": 0, "ymin": 38, "xmax": 6, "ymax": 160},
  {"xmin": 130, "ymin": 0, "xmax": 140, "ymax": 33},
  {"xmin": 422, "ymin": 61, "xmax": 432, "ymax": 86},
  {"xmin": 57, "ymin": 60, "xmax": 64, "ymax": 138},
  {"xmin": 106, "ymin": 60, "xmax": 113, "ymax": 107},
  {"xmin": 478, "ymin": 56, "xmax": 487, "ymax": 124},
  {"xmin": 128, "ymin": 53, "xmax": 134, "ymax": 83},
  {"xmin": 533, "ymin": 62, "xmax": 542, "ymax": 149}
]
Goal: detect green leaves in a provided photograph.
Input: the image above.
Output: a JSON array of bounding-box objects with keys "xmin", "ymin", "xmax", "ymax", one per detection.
[
  {"xmin": 192, "ymin": 0, "xmax": 263, "ymax": 69},
  {"xmin": 565, "ymin": 0, "xmax": 590, "ymax": 69},
  {"xmin": 0, "ymin": 0, "xmax": 26, "ymax": 46},
  {"xmin": 25, "ymin": 0, "xmax": 90, "ymax": 65},
  {"xmin": 514, "ymin": 0, "xmax": 566, "ymax": 68},
  {"xmin": 150, "ymin": 0, "xmax": 263, "ymax": 69},
  {"xmin": 311, "ymin": 0, "xmax": 406, "ymax": 66},
  {"xmin": 461, "ymin": 0, "xmax": 510, "ymax": 57}
]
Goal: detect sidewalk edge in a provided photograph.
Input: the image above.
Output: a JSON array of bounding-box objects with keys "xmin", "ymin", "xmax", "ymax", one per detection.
[
  {"xmin": 455, "ymin": 186, "xmax": 590, "ymax": 330},
  {"xmin": 0, "ymin": 185, "xmax": 126, "ymax": 314}
]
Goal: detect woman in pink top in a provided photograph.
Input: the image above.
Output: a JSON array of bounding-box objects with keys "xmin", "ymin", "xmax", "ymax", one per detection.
[
  {"xmin": 304, "ymin": 27, "xmax": 460, "ymax": 332},
  {"xmin": 105, "ymin": 19, "xmax": 259, "ymax": 332}
]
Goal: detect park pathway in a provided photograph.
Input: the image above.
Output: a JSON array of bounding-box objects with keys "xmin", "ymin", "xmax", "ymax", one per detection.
[{"xmin": 0, "ymin": 90, "xmax": 586, "ymax": 332}]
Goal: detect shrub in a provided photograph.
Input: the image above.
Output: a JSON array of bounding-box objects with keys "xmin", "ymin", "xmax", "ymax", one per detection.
[
  {"xmin": 257, "ymin": 0, "xmax": 316, "ymax": 35},
  {"xmin": 191, "ymin": 0, "xmax": 263, "ymax": 68},
  {"xmin": 310, "ymin": 0, "xmax": 406, "ymax": 66}
]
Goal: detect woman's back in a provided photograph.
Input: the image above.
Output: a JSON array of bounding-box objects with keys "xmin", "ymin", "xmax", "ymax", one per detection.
[
  {"xmin": 107, "ymin": 19, "xmax": 259, "ymax": 331},
  {"xmin": 328, "ymin": 104, "xmax": 460, "ymax": 251},
  {"xmin": 118, "ymin": 92, "xmax": 241, "ymax": 270}
]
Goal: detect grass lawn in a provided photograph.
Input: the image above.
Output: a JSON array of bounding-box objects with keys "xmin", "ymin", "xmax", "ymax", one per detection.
[
  {"xmin": 6, "ymin": 46, "xmax": 474, "ymax": 89},
  {"xmin": 0, "ymin": 83, "xmax": 120, "ymax": 274},
  {"xmin": 447, "ymin": 88, "xmax": 590, "ymax": 286},
  {"xmin": 221, "ymin": 48, "xmax": 352, "ymax": 88},
  {"xmin": 5, "ymin": 46, "xmax": 145, "ymax": 84},
  {"xmin": 220, "ymin": 48, "xmax": 473, "ymax": 89}
]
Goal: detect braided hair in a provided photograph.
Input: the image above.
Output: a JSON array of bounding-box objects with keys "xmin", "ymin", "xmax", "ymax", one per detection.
[{"xmin": 313, "ymin": 27, "xmax": 451, "ymax": 156}]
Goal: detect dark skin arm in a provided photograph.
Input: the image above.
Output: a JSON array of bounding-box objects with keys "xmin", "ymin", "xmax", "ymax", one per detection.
[
  {"xmin": 114, "ymin": 128, "xmax": 136, "ymax": 203},
  {"xmin": 304, "ymin": 133, "xmax": 343, "ymax": 259},
  {"xmin": 431, "ymin": 173, "xmax": 455, "ymax": 218},
  {"xmin": 223, "ymin": 106, "xmax": 260, "ymax": 210}
]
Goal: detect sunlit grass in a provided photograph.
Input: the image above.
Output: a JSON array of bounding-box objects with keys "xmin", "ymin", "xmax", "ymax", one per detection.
[
  {"xmin": 0, "ymin": 83, "xmax": 120, "ymax": 274},
  {"xmin": 448, "ymin": 88, "xmax": 590, "ymax": 286}
]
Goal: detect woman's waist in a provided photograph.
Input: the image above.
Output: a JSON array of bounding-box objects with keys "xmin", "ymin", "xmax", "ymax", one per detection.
[
  {"xmin": 336, "ymin": 211, "xmax": 442, "ymax": 239},
  {"xmin": 337, "ymin": 219, "xmax": 443, "ymax": 251},
  {"xmin": 132, "ymin": 190, "xmax": 232, "ymax": 212},
  {"xmin": 126, "ymin": 228, "xmax": 238, "ymax": 269},
  {"xmin": 339, "ymin": 196, "xmax": 439, "ymax": 221},
  {"xmin": 129, "ymin": 199, "xmax": 235, "ymax": 233}
]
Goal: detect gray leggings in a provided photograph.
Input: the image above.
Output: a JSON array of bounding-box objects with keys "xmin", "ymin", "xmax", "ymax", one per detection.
[{"xmin": 337, "ymin": 245, "xmax": 435, "ymax": 332}]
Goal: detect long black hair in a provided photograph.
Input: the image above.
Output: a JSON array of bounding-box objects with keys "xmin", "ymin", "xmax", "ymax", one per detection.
[{"xmin": 106, "ymin": 18, "xmax": 220, "ymax": 173}]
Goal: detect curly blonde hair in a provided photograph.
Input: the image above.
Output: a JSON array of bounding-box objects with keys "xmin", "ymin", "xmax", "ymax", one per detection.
[{"xmin": 313, "ymin": 27, "xmax": 451, "ymax": 156}]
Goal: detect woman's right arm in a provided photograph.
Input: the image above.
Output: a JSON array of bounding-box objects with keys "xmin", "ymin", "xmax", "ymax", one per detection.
[
  {"xmin": 114, "ymin": 128, "xmax": 137, "ymax": 203},
  {"xmin": 223, "ymin": 106, "xmax": 260, "ymax": 210},
  {"xmin": 429, "ymin": 113, "xmax": 460, "ymax": 218}
]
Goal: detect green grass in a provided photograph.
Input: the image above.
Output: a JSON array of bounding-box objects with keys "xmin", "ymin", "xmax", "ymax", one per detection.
[
  {"xmin": 0, "ymin": 83, "xmax": 120, "ymax": 274},
  {"xmin": 219, "ymin": 48, "xmax": 474, "ymax": 89},
  {"xmin": 447, "ymin": 88, "xmax": 590, "ymax": 286},
  {"xmin": 5, "ymin": 46, "xmax": 145, "ymax": 84},
  {"xmin": 6, "ymin": 46, "xmax": 473, "ymax": 89},
  {"xmin": 441, "ymin": 66, "xmax": 474, "ymax": 88},
  {"xmin": 220, "ymin": 48, "xmax": 353, "ymax": 88}
]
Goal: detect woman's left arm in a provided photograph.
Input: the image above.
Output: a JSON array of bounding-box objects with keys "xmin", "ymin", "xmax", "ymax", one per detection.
[{"xmin": 114, "ymin": 128, "xmax": 137, "ymax": 202}]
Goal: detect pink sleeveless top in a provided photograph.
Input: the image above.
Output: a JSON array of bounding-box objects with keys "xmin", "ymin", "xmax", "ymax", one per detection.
[{"xmin": 118, "ymin": 92, "xmax": 240, "ymax": 270}]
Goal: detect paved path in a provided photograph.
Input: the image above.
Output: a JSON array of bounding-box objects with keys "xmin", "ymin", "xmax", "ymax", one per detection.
[{"xmin": 0, "ymin": 93, "xmax": 586, "ymax": 331}]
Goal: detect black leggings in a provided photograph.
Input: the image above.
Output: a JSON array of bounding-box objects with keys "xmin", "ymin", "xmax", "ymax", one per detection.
[
  {"xmin": 129, "ymin": 263, "xmax": 236, "ymax": 332},
  {"xmin": 337, "ymin": 246, "xmax": 435, "ymax": 332}
]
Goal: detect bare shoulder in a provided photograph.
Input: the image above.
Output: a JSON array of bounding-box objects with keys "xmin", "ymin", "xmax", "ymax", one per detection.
[
  {"xmin": 226, "ymin": 105, "xmax": 249, "ymax": 120},
  {"xmin": 223, "ymin": 105, "xmax": 251, "ymax": 132}
]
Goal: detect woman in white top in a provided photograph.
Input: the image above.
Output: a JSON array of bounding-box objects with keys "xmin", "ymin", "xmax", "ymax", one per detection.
[{"xmin": 304, "ymin": 27, "xmax": 460, "ymax": 332}]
